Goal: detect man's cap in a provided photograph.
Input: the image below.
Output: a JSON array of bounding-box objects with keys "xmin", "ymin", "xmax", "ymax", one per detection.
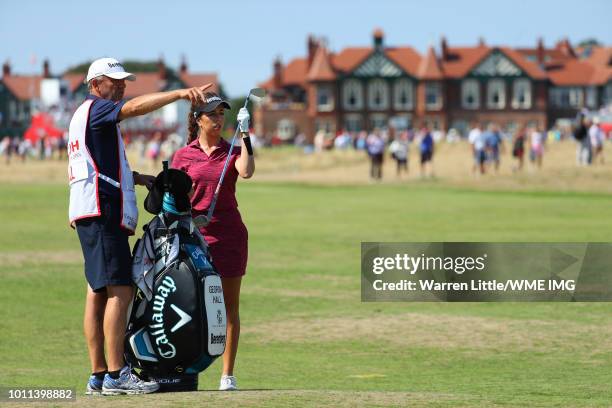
[
  {"xmin": 85, "ymin": 57, "xmax": 136, "ymax": 83},
  {"xmin": 193, "ymin": 93, "xmax": 231, "ymax": 115}
]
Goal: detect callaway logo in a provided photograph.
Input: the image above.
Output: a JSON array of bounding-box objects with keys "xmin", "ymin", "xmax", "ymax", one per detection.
[
  {"xmin": 107, "ymin": 62, "xmax": 124, "ymax": 68},
  {"xmin": 170, "ymin": 304, "xmax": 192, "ymax": 333},
  {"xmin": 210, "ymin": 333, "xmax": 226, "ymax": 345},
  {"xmin": 205, "ymin": 96, "xmax": 222, "ymax": 103},
  {"xmin": 149, "ymin": 276, "xmax": 178, "ymax": 359}
]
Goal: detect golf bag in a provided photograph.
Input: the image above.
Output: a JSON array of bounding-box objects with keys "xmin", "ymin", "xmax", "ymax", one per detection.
[{"xmin": 125, "ymin": 164, "xmax": 227, "ymax": 392}]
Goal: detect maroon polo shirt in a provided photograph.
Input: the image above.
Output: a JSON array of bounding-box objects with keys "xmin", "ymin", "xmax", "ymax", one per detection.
[{"xmin": 171, "ymin": 138, "xmax": 241, "ymax": 215}]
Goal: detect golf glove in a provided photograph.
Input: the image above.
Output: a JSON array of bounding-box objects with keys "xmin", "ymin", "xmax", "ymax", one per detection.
[{"xmin": 237, "ymin": 108, "xmax": 250, "ymax": 133}]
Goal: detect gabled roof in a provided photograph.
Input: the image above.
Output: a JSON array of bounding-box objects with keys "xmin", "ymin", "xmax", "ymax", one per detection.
[
  {"xmin": 331, "ymin": 47, "xmax": 371, "ymax": 73},
  {"xmin": 307, "ymin": 46, "xmax": 336, "ymax": 81},
  {"xmin": 417, "ymin": 46, "xmax": 443, "ymax": 80},
  {"xmin": 261, "ymin": 45, "xmax": 423, "ymax": 89},
  {"xmin": 439, "ymin": 46, "xmax": 490, "ymax": 78},
  {"xmin": 385, "ymin": 47, "xmax": 422, "ymax": 78},
  {"xmin": 498, "ymin": 47, "xmax": 547, "ymax": 79},
  {"xmin": 2, "ymin": 75, "xmax": 43, "ymax": 100},
  {"xmin": 123, "ymin": 73, "xmax": 167, "ymax": 98},
  {"xmin": 440, "ymin": 46, "xmax": 546, "ymax": 79},
  {"xmin": 547, "ymin": 59, "xmax": 609, "ymax": 86},
  {"xmin": 259, "ymin": 36, "xmax": 610, "ymax": 90},
  {"xmin": 62, "ymin": 73, "xmax": 85, "ymax": 92},
  {"xmin": 180, "ymin": 73, "xmax": 219, "ymax": 93}
]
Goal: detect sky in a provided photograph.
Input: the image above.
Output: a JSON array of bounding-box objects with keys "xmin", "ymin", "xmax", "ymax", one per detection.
[{"xmin": 1, "ymin": 0, "xmax": 611, "ymax": 97}]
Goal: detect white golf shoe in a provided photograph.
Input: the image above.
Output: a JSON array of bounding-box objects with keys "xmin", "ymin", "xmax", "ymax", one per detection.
[{"xmin": 219, "ymin": 375, "xmax": 238, "ymax": 391}]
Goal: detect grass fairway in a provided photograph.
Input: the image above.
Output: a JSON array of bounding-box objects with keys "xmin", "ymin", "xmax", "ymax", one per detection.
[{"xmin": 1, "ymin": 175, "xmax": 612, "ymax": 407}]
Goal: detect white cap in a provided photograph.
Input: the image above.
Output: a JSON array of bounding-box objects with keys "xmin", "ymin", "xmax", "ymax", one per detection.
[{"xmin": 85, "ymin": 57, "xmax": 136, "ymax": 83}]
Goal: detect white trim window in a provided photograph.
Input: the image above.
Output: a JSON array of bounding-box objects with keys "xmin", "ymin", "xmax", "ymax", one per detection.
[
  {"xmin": 317, "ymin": 85, "xmax": 334, "ymax": 112},
  {"xmin": 605, "ymin": 83, "xmax": 612, "ymax": 105},
  {"xmin": 487, "ymin": 79, "xmax": 506, "ymax": 109},
  {"xmin": 461, "ymin": 79, "xmax": 480, "ymax": 109},
  {"xmin": 315, "ymin": 119, "xmax": 334, "ymax": 134},
  {"xmin": 511, "ymin": 79, "xmax": 532, "ymax": 109},
  {"xmin": 585, "ymin": 86, "xmax": 598, "ymax": 108},
  {"xmin": 344, "ymin": 113, "xmax": 363, "ymax": 132},
  {"xmin": 369, "ymin": 113, "xmax": 388, "ymax": 130},
  {"xmin": 393, "ymin": 78, "xmax": 414, "ymax": 110},
  {"xmin": 549, "ymin": 87, "xmax": 583, "ymax": 108},
  {"xmin": 342, "ymin": 79, "xmax": 363, "ymax": 110},
  {"xmin": 368, "ymin": 79, "xmax": 389, "ymax": 110},
  {"xmin": 425, "ymin": 82, "xmax": 442, "ymax": 110}
]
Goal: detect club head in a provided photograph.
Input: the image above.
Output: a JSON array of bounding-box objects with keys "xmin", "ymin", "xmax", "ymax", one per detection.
[{"xmin": 248, "ymin": 87, "xmax": 266, "ymax": 103}]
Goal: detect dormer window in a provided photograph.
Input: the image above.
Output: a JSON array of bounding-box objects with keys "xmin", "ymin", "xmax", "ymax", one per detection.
[
  {"xmin": 368, "ymin": 79, "xmax": 389, "ymax": 110},
  {"xmin": 342, "ymin": 79, "xmax": 363, "ymax": 110},
  {"xmin": 393, "ymin": 79, "xmax": 414, "ymax": 110}
]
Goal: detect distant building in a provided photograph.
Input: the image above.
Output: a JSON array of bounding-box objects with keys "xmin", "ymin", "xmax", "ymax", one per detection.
[
  {"xmin": 0, "ymin": 58, "xmax": 220, "ymax": 138},
  {"xmin": 257, "ymin": 30, "xmax": 612, "ymax": 141},
  {"xmin": 0, "ymin": 59, "xmax": 72, "ymax": 136}
]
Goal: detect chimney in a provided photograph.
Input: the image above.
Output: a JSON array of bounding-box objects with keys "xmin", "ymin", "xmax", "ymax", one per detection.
[
  {"xmin": 536, "ymin": 37, "xmax": 545, "ymax": 65},
  {"xmin": 440, "ymin": 36, "xmax": 449, "ymax": 60},
  {"xmin": 43, "ymin": 59, "xmax": 50, "ymax": 78},
  {"xmin": 559, "ymin": 38, "xmax": 576, "ymax": 58},
  {"xmin": 373, "ymin": 28, "xmax": 384, "ymax": 50},
  {"xmin": 307, "ymin": 35, "xmax": 318, "ymax": 68},
  {"xmin": 180, "ymin": 55, "xmax": 187, "ymax": 75},
  {"xmin": 273, "ymin": 57, "xmax": 282, "ymax": 89},
  {"xmin": 157, "ymin": 57, "xmax": 167, "ymax": 79},
  {"xmin": 2, "ymin": 60, "xmax": 10, "ymax": 77},
  {"xmin": 478, "ymin": 37, "xmax": 486, "ymax": 47}
]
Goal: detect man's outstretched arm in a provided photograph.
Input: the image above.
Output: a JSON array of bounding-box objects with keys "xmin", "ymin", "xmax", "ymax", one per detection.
[{"xmin": 119, "ymin": 83, "xmax": 212, "ymax": 120}]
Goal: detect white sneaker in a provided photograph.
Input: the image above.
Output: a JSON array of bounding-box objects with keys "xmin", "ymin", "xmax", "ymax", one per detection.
[
  {"xmin": 219, "ymin": 375, "xmax": 238, "ymax": 391},
  {"xmin": 102, "ymin": 366, "xmax": 159, "ymax": 395}
]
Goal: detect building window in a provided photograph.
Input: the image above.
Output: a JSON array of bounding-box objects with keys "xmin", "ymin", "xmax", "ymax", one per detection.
[
  {"xmin": 368, "ymin": 79, "xmax": 389, "ymax": 110},
  {"xmin": 277, "ymin": 119, "xmax": 295, "ymax": 141},
  {"xmin": 342, "ymin": 79, "xmax": 363, "ymax": 110},
  {"xmin": 393, "ymin": 79, "xmax": 414, "ymax": 110},
  {"xmin": 605, "ymin": 83, "xmax": 612, "ymax": 105},
  {"xmin": 487, "ymin": 79, "xmax": 506, "ymax": 109},
  {"xmin": 549, "ymin": 87, "xmax": 583, "ymax": 108},
  {"xmin": 511, "ymin": 79, "xmax": 532, "ymax": 109},
  {"xmin": 315, "ymin": 119, "xmax": 334, "ymax": 135},
  {"xmin": 585, "ymin": 87, "xmax": 598, "ymax": 108},
  {"xmin": 9, "ymin": 100, "xmax": 17, "ymax": 120},
  {"xmin": 461, "ymin": 79, "xmax": 480, "ymax": 109},
  {"xmin": 317, "ymin": 85, "xmax": 334, "ymax": 112},
  {"xmin": 344, "ymin": 113, "xmax": 363, "ymax": 132},
  {"xmin": 389, "ymin": 114, "xmax": 412, "ymax": 131},
  {"xmin": 425, "ymin": 82, "xmax": 442, "ymax": 110},
  {"xmin": 369, "ymin": 113, "xmax": 388, "ymax": 130}
]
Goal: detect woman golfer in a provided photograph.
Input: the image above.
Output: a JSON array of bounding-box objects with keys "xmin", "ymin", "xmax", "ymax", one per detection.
[{"xmin": 171, "ymin": 92, "xmax": 254, "ymax": 391}]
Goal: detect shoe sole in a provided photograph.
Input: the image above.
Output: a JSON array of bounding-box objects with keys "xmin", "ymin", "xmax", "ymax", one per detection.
[
  {"xmin": 85, "ymin": 390, "xmax": 102, "ymax": 396},
  {"xmin": 102, "ymin": 389, "xmax": 158, "ymax": 395}
]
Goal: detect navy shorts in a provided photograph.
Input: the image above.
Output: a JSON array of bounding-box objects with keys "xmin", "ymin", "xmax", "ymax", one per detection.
[
  {"xmin": 75, "ymin": 195, "xmax": 132, "ymax": 292},
  {"xmin": 421, "ymin": 150, "xmax": 433, "ymax": 164}
]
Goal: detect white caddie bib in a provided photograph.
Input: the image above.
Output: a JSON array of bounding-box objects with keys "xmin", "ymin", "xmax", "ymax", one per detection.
[{"xmin": 67, "ymin": 99, "xmax": 138, "ymax": 234}]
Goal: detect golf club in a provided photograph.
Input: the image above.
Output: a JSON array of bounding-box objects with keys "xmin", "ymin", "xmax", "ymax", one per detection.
[{"xmin": 193, "ymin": 88, "xmax": 266, "ymax": 228}]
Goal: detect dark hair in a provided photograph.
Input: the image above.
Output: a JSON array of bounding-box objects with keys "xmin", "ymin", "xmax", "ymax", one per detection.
[{"xmin": 186, "ymin": 91, "xmax": 221, "ymax": 144}]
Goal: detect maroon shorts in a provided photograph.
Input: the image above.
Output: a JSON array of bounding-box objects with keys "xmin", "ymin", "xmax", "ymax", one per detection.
[{"xmin": 198, "ymin": 209, "xmax": 248, "ymax": 278}]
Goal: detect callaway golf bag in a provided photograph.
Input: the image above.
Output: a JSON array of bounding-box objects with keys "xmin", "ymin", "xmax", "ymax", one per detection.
[{"xmin": 125, "ymin": 162, "xmax": 227, "ymax": 392}]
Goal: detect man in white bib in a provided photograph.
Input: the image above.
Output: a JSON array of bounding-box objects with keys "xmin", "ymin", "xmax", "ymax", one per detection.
[{"xmin": 68, "ymin": 57, "xmax": 212, "ymax": 395}]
